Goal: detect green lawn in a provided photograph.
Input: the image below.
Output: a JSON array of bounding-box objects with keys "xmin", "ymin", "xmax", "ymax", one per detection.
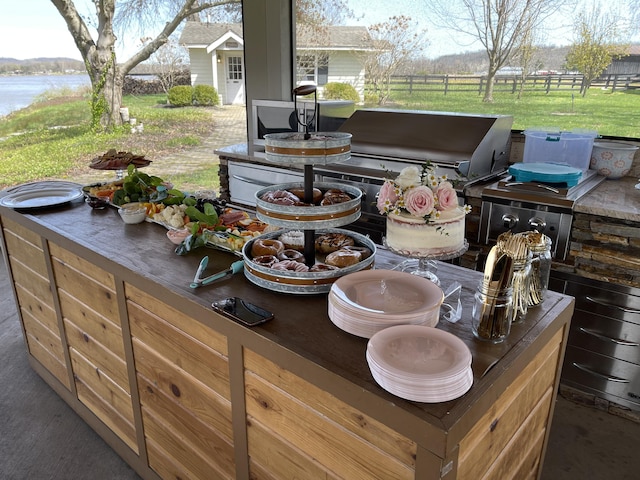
[
  {"xmin": 0, "ymin": 93, "xmax": 216, "ymax": 189},
  {"xmin": 1, "ymin": 85, "xmax": 638, "ymax": 190},
  {"xmin": 380, "ymin": 87, "xmax": 640, "ymax": 138}
]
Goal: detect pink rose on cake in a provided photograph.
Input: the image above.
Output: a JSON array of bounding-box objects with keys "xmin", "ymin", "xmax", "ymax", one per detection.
[
  {"xmin": 435, "ymin": 181, "xmax": 458, "ymax": 211},
  {"xmin": 404, "ymin": 185, "xmax": 435, "ymax": 217},
  {"xmin": 376, "ymin": 163, "xmax": 470, "ymax": 223},
  {"xmin": 376, "ymin": 180, "xmax": 399, "ymax": 213}
]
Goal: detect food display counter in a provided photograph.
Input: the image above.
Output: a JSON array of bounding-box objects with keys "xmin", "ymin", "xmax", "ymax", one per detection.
[{"xmin": 0, "ymin": 199, "xmax": 573, "ymax": 480}]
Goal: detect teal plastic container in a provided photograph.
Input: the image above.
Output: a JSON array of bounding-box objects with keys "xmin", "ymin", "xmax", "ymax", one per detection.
[
  {"xmin": 509, "ymin": 163, "xmax": 582, "ymax": 187},
  {"xmin": 523, "ymin": 130, "xmax": 597, "ymax": 171}
]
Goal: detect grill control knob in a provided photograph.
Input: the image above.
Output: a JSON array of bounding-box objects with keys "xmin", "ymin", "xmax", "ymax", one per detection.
[
  {"xmin": 528, "ymin": 217, "xmax": 547, "ymax": 231},
  {"xmin": 502, "ymin": 214, "xmax": 518, "ymax": 229}
]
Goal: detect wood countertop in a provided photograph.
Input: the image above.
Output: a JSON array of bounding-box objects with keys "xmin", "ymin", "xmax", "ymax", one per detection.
[{"xmin": 0, "ymin": 199, "xmax": 574, "ymax": 460}]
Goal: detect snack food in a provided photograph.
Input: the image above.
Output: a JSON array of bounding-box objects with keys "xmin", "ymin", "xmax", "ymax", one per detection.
[
  {"xmin": 288, "ymin": 187, "xmax": 322, "ymax": 204},
  {"xmin": 277, "ymin": 249, "xmax": 305, "ymax": 262},
  {"xmin": 309, "ymin": 263, "xmax": 339, "ymax": 272},
  {"xmin": 343, "ymin": 245, "xmax": 372, "ymax": 259},
  {"xmin": 279, "ymin": 230, "xmax": 305, "ymax": 251},
  {"xmin": 251, "ymin": 238, "xmax": 285, "ymax": 257},
  {"xmin": 325, "ymin": 249, "xmax": 362, "ymax": 268},
  {"xmin": 252, "ymin": 255, "xmax": 278, "ymax": 268},
  {"xmin": 261, "ymin": 190, "xmax": 300, "ymax": 205},
  {"xmin": 271, "ymin": 260, "xmax": 310, "ymax": 272},
  {"xmin": 315, "ymin": 232, "xmax": 355, "ymax": 254},
  {"xmin": 320, "ymin": 191, "xmax": 351, "ymax": 205}
]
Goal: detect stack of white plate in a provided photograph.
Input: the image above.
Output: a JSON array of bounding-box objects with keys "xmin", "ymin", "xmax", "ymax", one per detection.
[
  {"xmin": 328, "ymin": 270, "xmax": 444, "ymax": 338},
  {"xmin": 366, "ymin": 324, "xmax": 473, "ymax": 403}
]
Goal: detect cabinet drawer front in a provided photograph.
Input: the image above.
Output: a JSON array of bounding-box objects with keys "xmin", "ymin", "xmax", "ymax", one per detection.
[
  {"xmin": 568, "ymin": 310, "xmax": 640, "ymax": 364},
  {"xmin": 563, "ymin": 345, "xmax": 640, "ymax": 409},
  {"xmin": 564, "ymin": 281, "xmax": 640, "ymax": 325}
]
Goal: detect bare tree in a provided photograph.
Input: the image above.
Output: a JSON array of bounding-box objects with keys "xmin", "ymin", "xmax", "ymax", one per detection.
[
  {"xmin": 425, "ymin": 0, "xmax": 571, "ymax": 102},
  {"xmin": 50, "ymin": 0, "xmax": 352, "ymax": 131},
  {"xmin": 50, "ymin": 0, "xmax": 240, "ymax": 131},
  {"xmin": 147, "ymin": 38, "xmax": 189, "ymax": 93},
  {"xmin": 360, "ymin": 16, "xmax": 426, "ymax": 105},
  {"xmin": 566, "ymin": 4, "xmax": 630, "ymax": 96}
]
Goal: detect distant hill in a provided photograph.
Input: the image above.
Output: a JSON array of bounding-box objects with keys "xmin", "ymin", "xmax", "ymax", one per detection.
[
  {"xmin": 0, "ymin": 57, "xmax": 85, "ymax": 75},
  {"xmin": 404, "ymin": 45, "xmax": 574, "ymax": 75}
]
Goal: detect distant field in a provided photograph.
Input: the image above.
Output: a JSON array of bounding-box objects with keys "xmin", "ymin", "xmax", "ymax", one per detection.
[{"xmin": 370, "ymin": 84, "xmax": 640, "ymax": 138}]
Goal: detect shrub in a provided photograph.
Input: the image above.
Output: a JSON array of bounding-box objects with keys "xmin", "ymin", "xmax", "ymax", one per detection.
[
  {"xmin": 193, "ymin": 84, "xmax": 219, "ymax": 106},
  {"xmin": 323, "ymin": 82, "xmax": 360, "ymax": 102},
  {"xmin": 167, "ymin": 85, "xmax": 193, "ymax": 107}
]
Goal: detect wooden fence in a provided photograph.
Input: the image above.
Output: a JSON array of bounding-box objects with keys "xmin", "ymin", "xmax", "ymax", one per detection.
[{"xmin": 388, "ymin": 73, "xmax": 640, "ymax": 95}]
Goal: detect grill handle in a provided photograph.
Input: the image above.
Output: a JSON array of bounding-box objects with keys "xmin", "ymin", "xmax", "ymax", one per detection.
[
  {"xmin": 231, "ymin": 174, "xmax": 274, "ymax": 188},
  {"xmin": 572, "ymin": 362, "xmax": 630, "ymax": 383},
  {"xmin": 585, "ymin": 296, "xmax": 640, "ymax": 314},
  {"xmin": 579, "ymin": 327, "xmax": 639, "ymax": 347}
]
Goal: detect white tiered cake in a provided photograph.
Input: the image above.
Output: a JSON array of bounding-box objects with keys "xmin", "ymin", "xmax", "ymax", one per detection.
[
  {"xmin": 377, "ymin": 164, "xmax": 469, "ymax": 257},
  {"xmin": 385, "ymin": 208, "xmax": 466, "ymax": 257}
]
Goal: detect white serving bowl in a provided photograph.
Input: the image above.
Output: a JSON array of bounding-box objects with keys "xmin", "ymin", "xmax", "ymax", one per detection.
[
  {"xmin": 590, "ymin": 141, "xmax": 639, "ymax": 179},
  {"xmin": 118, "ymin": 203, "xmax": 147, "ymax": 224}
]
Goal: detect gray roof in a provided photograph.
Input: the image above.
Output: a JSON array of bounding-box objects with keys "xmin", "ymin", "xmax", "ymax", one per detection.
[
  {"xmin": 179, "ymin": 21, "xmax": 371, "ymax": 50},
  {"xmin": 179, "ymin": 22, "xmax": 243, "ymax": 45}
]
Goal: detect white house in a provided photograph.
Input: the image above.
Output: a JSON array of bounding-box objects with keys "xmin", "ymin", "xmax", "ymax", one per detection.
[{"xmin": 179, "ymin": 21, "xmax": 372, "ymax": 105}]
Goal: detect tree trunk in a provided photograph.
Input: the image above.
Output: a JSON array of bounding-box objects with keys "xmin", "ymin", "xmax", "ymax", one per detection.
[
  {"xmin": 87, "ymin": 52, "xmax": 125, "ymax": 130},
  {"xmin": 483, "ymin": 74, "xmax": 495, "ymax": 103}
]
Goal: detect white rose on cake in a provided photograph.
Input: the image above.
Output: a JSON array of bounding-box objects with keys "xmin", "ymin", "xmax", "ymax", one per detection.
[{"xmin": 377, "ymin": 163, "xmax": 471, "ymax": 256}]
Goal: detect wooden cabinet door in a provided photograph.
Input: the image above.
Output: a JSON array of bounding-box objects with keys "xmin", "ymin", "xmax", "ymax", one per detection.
[
  {"xmin": 126, "ymin": 284, "xmax": 235, "ymax": 480},
  {"xmin": 1, "ymin": 216, "xmax": 69, "ymax": 388},
  {"xmin": 49, "ymin": 243, "xmax": 137, "ymax": 453}
]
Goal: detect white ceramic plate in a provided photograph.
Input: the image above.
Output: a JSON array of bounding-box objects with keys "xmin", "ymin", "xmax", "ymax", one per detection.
[
  {"xmin": 0, "ymin": 185, "xmax": 83, "ymax": 209},
  {"xmin": 367, "ymin": 325, "xmax": 471, "ymax": 379},
  {"xmin": 331, "ymin": 270, "xmax": 443, "ymax": 319}
]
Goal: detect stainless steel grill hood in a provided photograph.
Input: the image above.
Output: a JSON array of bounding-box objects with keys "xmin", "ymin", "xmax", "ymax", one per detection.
[{"xmin": 337, "ymin": 109, "xmax": 514, "ymax": 184}]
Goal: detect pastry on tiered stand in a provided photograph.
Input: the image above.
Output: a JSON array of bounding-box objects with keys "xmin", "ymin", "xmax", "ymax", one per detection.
[{"xmin": 242, "ymin": 131, "xmax": 376, "ymax": 294}]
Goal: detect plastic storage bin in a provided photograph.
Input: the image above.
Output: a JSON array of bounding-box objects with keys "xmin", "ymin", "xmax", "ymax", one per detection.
[{"xmin": 523, "ymin": 130, "xmax": 597, "ymax": 171}]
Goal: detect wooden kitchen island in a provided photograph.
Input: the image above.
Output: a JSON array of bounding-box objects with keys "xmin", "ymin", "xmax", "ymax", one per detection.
[{"xmin": 0, "ymin": 199, "xmax": 574, "ymax": 480}]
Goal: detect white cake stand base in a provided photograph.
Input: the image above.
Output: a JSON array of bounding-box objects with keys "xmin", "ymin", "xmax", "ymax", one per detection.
[{"xmin": 385, "ymin": 240, "xmax": 469, "ymax": 286}]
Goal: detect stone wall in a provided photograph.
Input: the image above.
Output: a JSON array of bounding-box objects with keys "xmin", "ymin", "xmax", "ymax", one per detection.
[{"xmin": 554, "ymin": 212, "xmax": 640, "ymax": 288}]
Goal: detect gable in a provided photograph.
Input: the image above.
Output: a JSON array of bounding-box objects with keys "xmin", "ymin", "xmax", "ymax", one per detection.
[{"xmin": 180, "ymin": 21, "xmax": 371, "ymax": 52}]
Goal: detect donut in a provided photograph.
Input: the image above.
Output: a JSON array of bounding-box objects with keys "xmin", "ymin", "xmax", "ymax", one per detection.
[
  {"xmin": 310, "ymin": 263, "xmax": 338, "ymax": 272},
  {"xmin": 288, "ymin": 187, "xmax": 322, "ymax": 204},
  {"xmin": 343, "ymin": 245, "xmax": 372, "ymax": 260},
  {"xmin": 325, "ymin": 249, "xmax": 362, "ymax": 268},
  {"xmin": 261, "ymin": 190, "xmax": 300, "ymax": 205},
  {"xmin": 315, "ymin": 233, "xmax": 355, "ymax": 254},
  {"xmin": 324, "ymin": 188, "xmax": 345, "ymax": 196},
  {"xmin": 320, "ymin": 193, "xmax": 351, "ymax": 205},
  {"xmin": 252, "ymin": 254, "xmax": 278, "ymax": 268},
  {"xmin": 279, "ymin": 230, "xmax": 305, "ymax": 251},
  {"xmin": 277, "ymin": 249, "xmax": 305, "ymax": 262},
  {"xmin": 251, "ymin": 238, "xmax": 285, "ymax": 257},
  {"xmin": 271, "ymin": 260, "xmax": 310, "ymax": 272}
]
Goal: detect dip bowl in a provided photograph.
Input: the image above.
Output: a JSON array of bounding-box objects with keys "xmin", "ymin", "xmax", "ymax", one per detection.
[{"xmin": 118, "ymin": 203, "xmax": 147, "ymax": 224}]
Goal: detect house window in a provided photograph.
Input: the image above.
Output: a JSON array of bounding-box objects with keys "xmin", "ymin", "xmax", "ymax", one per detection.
[
  {"xmin": 227, "ymin": 56, "xmax": 242, "ymax": 81},
  {"xmin": 296, "ymin": 54, "xmax": 328, "ymax": 86}
]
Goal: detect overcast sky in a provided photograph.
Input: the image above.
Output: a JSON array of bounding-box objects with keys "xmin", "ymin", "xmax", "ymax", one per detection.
[{"xmin": 0, "ymin": 1, "xmax": 635, "ymax": 61}]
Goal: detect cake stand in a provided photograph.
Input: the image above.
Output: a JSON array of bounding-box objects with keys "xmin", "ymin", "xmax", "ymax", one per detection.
[{"xmin": 386, "ymin": 240, "xmax": 468, "ymax": 286}]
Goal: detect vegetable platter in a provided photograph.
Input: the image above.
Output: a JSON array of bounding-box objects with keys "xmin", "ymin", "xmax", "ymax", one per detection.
[{"xmin": 83, "ymin": 165, "xmax": 269, "ymax": 255}]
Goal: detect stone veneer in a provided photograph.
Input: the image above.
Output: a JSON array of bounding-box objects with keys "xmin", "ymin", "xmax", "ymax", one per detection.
[{"xmin": 552, "ymin": 213, "xmax": 640, "ymax": 288}]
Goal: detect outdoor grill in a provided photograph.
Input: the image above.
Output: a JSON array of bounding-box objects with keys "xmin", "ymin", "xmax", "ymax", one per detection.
[
  {"xmin": 479, "ymin": 170, "xmax": 605, "ymax": 260},
  {"xmin": 313, "ymin": 108, "xmax": 514, "ymax": 243}
]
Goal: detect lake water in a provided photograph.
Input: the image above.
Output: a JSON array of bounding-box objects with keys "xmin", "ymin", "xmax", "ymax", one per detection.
[{"xmin": 0, "ymin": 74, "xmax": 90, "ymax": 117}]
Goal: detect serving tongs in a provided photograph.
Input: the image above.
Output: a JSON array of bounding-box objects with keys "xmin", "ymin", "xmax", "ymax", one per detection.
[{"xmin": 190, "ymin": 256, "xmax": 244, "ymax": 288}]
